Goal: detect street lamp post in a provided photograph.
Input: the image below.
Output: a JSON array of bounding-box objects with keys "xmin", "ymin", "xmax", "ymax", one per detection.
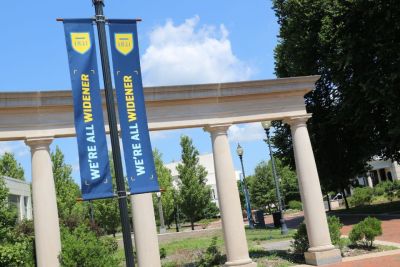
[
  {"xmin": 173, "ymin": 190, "xmax": 179, "ymax": 232},
  {"xmin": 156, "ymin": 192, "xmax": 166, "ymax": 234},
  {"xmin": 236, "ymin": 144, "xmax": 255, "ymax": 229},
  {"xmin": 261, "ymin": 121, "xmax": 288, "ymax": 235}
]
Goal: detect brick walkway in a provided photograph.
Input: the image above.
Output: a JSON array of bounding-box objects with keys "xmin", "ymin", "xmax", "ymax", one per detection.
[
  {"xmin": 326, "ymin": 252, "xmax": 400, "ymax": 267},
  {"xmin": 278, "ymin": 212, "xmax": 400, "ymax": 266}
]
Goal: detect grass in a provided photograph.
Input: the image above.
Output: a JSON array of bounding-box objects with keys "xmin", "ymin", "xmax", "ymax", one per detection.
[
  {"xmin": 330, "ymin": 199, "xmax": 400, "ymax": 215},
  {"xmin": 160, "ymin": 233, "xmax": 224, "ymax": 255},
  {"xmin": 158, "ymin": 228, "xmax": 297, "ymax": 266},
  {"xmin": 246, "ymin": 228, "xmax": 295, "ymax": 242}
]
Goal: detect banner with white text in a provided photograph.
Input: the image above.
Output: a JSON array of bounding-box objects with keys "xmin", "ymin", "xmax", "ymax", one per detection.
[
  {"xmin": 108, "ymin": 20, "xmax": 159, "ymax": 194},
  {"xmin": 63, "ymin": 19, "xmax": 113, "ymax": 200}
]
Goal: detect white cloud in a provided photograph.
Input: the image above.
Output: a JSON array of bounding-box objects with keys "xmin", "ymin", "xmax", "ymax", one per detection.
[
  {"xmin": 141, "ymin": 16, "xmax": 253, "ymax": 86},
  {"xmin": 0, "ymin": 141, "xmax": 29, "ymax": 157},
  {"xmin": 150, "ymin": 130, "xmax": 172, "ymax": 140},
  {"xmin": 228, "ymin": 123, "xmax": 265, "ymax": 142}
]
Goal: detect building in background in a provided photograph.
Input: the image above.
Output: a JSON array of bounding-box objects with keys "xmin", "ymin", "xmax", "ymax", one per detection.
[
  {"xmin": 2, "ymin": 176, "xmax": 32, "ymax": 221},
  {"xmin": 165, "ymin": 153, "xmax": 241, "ymax": 208},
  {"xmin": 355, "ymin": 159, "xmax": 400, "ymax": 188}
]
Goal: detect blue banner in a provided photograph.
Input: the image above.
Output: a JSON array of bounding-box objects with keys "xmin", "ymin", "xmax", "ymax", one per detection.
[
  {"xmin": 108, "ymin": 20, "xmax": 159, "ymax": 194},
  {"xmin": 63, "ymin": 19, "xmax": 113, "ymax": 200}
]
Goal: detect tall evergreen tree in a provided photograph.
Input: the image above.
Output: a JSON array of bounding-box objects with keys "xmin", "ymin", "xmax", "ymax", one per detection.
[
  {"xmin": 0, "ymin": 152, "xmax": 24, "ymax": 180},
  {"xmin": 176, "ymin": 136, "xmax": 216, "ymax": 230}
]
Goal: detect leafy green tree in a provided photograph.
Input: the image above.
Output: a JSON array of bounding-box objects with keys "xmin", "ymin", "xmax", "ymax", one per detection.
[
  {"xmin": 0, "ymin": 178, "xmax": 35, "ymax": 266},
  {"xmin": 0, "ymin": 152, "xmax": 24, "ymax": 180},
  {"xmin": 59, "ymin": 224, "xmax": 121, "ymax": 267},
  {"xmin": 51, "ymin": 146, "xmax": 86, "ymax": 226},
  {"xmin": 176, "ymin": 136, "xmax": 217, "ymax": 230},
  {"xmin": 249, "ymin": 159, "xmax": 299, "ymax": 211},
  {"xmin": 249, "ymin": 162, "xmax": 276, "ymax": 211},
  {"xmin": 93, "ymin": 152, "xmax": 120, "ymax": 236},
  {"xmin": 271, "ymin": 0, "xmax": 400, "ymax": 197},
  {"xmin": 153, "ymin": 149, "xmax": 176, "ymax": 227}
]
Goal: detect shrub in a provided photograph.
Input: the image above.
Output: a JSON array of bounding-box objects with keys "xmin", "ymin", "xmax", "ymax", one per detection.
[
  {"xmin": 198, "ymin": 237, "xmax": 223, "ymax": 267},
  {"xmin": 199, "ymin": 218, "xmax": 213, "ymax": 229},
  {"xmin": 59, "ymin": 224, "xmax": 121, "ymax": 267},
  {"xmin": 159, "ymin": 247, "xmax": 167, "ymax": 259},
  {"xmin": 291, "ymin": 216, "xmax": 343, "ymax": 254},
  {"xmin": 373, "ymin": 183, "xmax": 386, "ymax": 196},
  {"xmin": 327, "ymin": 216, "xmax": 343, "ymax": 245},
  {"xmin": 350, "ymin": 187, "xmax": 373, "ymax": 207},
  {"xmin": 291, "ymin": 222, "xmax": 309, "ymax": 254},
  {"xmin": 349, "ymin": 217, "xmax": 382, "ymax": 248},
  {"xmin": 288, "ymin": 200, "xmax": 302, "ymax": 211}
]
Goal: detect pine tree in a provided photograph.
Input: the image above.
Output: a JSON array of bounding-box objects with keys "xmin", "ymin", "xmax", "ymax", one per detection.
[
  {"xmin": 0, "ymin": 152, "xmax": 24, "ymax": 180},
  {"xmin": 177, "ymin": 136, "xmax": 216, "ymax": 230}
]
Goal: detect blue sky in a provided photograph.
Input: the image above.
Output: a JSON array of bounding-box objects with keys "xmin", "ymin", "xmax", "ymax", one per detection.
[{"xmin": 0, "ymin": 0, "xmax": 279, "ymax": 183}]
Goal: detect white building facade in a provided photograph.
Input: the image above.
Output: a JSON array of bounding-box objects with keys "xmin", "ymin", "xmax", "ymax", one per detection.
[
  {"xmin": 356, "ymin": 159, "xmax": 400, "ymax": 187},
  {"xmin": 2, "ymin": 176, "xmax": 32, "ymax": 221},
  {"xmin": 165, "ymin": 153, "xmax": 241, "ymax": 208}
]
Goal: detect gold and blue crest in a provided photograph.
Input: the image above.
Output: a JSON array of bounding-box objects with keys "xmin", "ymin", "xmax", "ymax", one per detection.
[
  {"xmin": 115, "ymin": 33, "xmax": 134, "ymax": 55},
  {"xmin": 71, "ymin": 32, "xmax": 91, "ymax": 54}
]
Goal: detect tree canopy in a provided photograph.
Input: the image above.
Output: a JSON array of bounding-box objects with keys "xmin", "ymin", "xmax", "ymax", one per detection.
[
  {"xmin": 272, "ymin": 0, "xmax": 400, "ymax": 192},
  {"xmin": 249, "ymin": 158, "xmax": 299, "ymax": 211},
  {"xmin": 0, "ymin": 152, "xmax": 24, "ymax": 180},
  {"xmin": 51, "ymin": 146, "xmax": 86, "ymax": 226}
]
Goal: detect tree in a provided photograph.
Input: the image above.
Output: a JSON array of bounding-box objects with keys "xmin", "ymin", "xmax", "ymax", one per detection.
[
  {"xmin": 176, "ymin": 136, "xmax": 217, "ymax": 230},
  {"xmin": 0, "ymin": 152, "xmax": 24, "ymax": 180},
  {"xmin": 0, "ymin": 178, "xmax": 35, "ymax": 266},
  {"xmin": 152, "ymin": 149, "xmax": 176, "ymax": 227},
  {"xmin": 271, "ymin": 0, "xmax": 400, "ymax": 196},
  {"xmin": 92, "ymin": 152, "xmax": 120, "ymax": 236},
  {"xmin": 249, "ymin": 161, "xmax": 276, "ymax": 211},
  {"xmin": 51, "ymin": 146, "xmax": 86, "ymax": 226},
  {"xmin": 59, "ymin": 224, "xmax": 121, "ymax": 267},
  {"xmin": 249, "ymin": 159, "xmax": 299, "ymax": 211}
]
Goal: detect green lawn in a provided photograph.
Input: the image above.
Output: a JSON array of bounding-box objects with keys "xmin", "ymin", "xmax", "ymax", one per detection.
[
  {"xmin": 330, "ymin": 199, "xmax": 400, "ymax": 215},
  {"xmin": 159, "ymin": 228, "xmax": 297, "ymax": 267}
]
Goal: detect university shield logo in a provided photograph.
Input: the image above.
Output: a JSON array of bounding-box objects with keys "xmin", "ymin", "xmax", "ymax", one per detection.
[
  {"xmin": 71, "ymin": 32, "xmax": 91, "ymax": 54},
  {"xmin": 115, "ymin": 33, "xmax": 134, "ymax": 55}
]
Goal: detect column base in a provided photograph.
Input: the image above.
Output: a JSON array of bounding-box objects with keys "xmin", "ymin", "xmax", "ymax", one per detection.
[
  {"xmin": 224, "ymin": 258, "xmax": 257, "ymax": 267},
  {"xmin": 304, "ymin": 248, "xmax": 341, "ymax": 266}
]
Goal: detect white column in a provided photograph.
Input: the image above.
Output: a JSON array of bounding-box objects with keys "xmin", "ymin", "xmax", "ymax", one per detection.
[
  {"xmin": 287, "ymin": 115, "xmax": 341, "ymax": 266},
  {"xmin": 25, "ymin": 137, "xmax": 61, "ymax": 267},
  {"xmin": 19, "ymin": 195, "xmax": 25, "ymax": 220},
  {"xmin": 27, "ymin": 196, "xmax": 33, "ymax": 220},
  {"xmin": 367, "ymin": 175, "xmax": 374, "ymax": 188},
  {"xmin": 204, "ymin": 124, "xmax": 256, "ymax": 267},
  {"xmin": 130, "ymin": 193, "xmax": 161, "ymax": 267}
]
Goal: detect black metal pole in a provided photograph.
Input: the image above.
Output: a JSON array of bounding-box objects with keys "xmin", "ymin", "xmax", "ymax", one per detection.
[
  {"xmin": 173, "ymin": 191, "xmax": 179, "ymax": 232},
  {"xmin": 238, "ymin": 155, "xmax": 254, "ymax": 229},
  {"xmin": 89, "ymin": 200, "xmax": 95, "ymax": 224},
  {"xmin": 92, "ymin": 0, "xmax": 135, "ymax": 266},
  {"xmin": 264, "ymin": 128, "xmax": 288, "ymax": 235}
]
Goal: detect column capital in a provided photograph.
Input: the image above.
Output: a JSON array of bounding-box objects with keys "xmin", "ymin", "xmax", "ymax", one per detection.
[
  {"xmin": 203, "ymin": 124, "xmax": 232, "ymax": 135},
  {"xmin": 284, "ymin": 114, "xmax": 312, "ymax": 128},
  {"xmin": 25, "ymin": 137, "xmax": 54, "ymax": 151}
]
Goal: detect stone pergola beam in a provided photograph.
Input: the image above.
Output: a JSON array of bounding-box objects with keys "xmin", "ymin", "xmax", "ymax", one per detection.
[{"xmin": 0, "ymin": 76, "xmax": 318, "ymax": 140}]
